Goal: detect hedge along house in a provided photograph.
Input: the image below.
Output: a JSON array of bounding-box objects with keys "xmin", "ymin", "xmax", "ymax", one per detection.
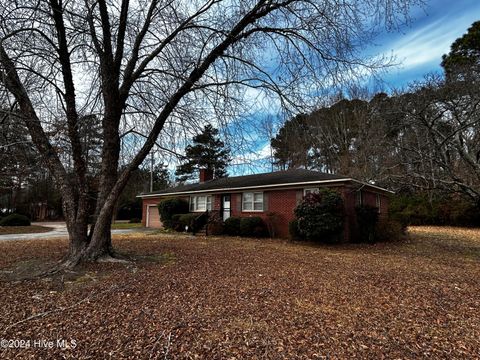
[{"xmin": 138, "ymin": 169, "xmax": 392, "ymax": 240}]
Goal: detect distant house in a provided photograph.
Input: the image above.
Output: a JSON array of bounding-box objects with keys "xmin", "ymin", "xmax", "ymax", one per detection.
[{"xmin": 137, "ymin": 169, "xmax": 392, "ymax": 240}]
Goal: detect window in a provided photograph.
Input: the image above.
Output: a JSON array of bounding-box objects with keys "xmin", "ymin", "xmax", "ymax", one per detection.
[
  {"xmin": 190, "ymin": 195, "xmax": 212, "ymax": 212},
  {"xmin": 304, "ymin": 188, "xmax": 319, "ymax": 196},
  {"xmin": 242, "ymin": 192, "xmax": 263, "ymax": 211},
  {"xmin": 355, "ymin": 190, "xmax": 363, "ymax": 206},
  {"xmin": 376, "ymin": 194, "xmax": 381, "ymax": 212}
]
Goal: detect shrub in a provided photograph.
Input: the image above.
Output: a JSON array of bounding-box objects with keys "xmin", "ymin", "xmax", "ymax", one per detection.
[
  {"xmin": 170, "ymin": 214, "xmax": 183, "ymax": 231},
  {"xmin": 265, "ymin": 211, "xmax": 280, "ymax": 238},
  {"xmin": 355, "ymin": 205, "xmax": 379, "ymax": 243},
  {"xmin": 179, "ymin": 213, "xmax": 198, "ymax": 232},
  {"xmin": 206, "ymin": 211, "xmax": 224, "ymax": 235},
  {"xmin": 389, "ymin": 194, "xmax": 480, "ymax": 227},
  {"xmin": 224, "ymin": 217, "xmax": 241, "ymax": 236},
  {"xmin": 294, "ymin": 189, "xmax": 344, "ymax": 242},
  {"xmin": 0, "ymin": 213, "xmax": 31, "ymax": 226},
  {"xmin": 240, "ymin": 217, "xmax": 267, "ymax": 237},
  {"xmin": 129, "ymin": 217, "xmax": 141, "ymax": 223},
  {"xmin": 288, "ymin": 219, "xmax": 303, "ymax": 240},
  {"xmin": 375, "ymin": 219, "xmax": 406, "ymax": 242},
  {"xmin": 158, "ymin": 198, "xmax": 189, "ymax": 229},
  {"xmin": 168, "ymin": 213, "xmax": 197, "ymax": 232}
]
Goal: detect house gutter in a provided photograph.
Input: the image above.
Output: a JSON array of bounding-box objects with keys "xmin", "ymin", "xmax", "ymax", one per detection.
[{"xmin": 137, "ymin": 178, "xmax": 394, "ymax": 198}]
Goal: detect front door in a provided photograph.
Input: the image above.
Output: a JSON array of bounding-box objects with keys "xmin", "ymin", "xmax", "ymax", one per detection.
[{"xmin": 222, "ymin": 195, "xmax": 231, "ymax": 221}]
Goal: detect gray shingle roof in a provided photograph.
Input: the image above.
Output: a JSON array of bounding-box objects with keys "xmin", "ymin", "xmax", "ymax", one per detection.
[{"xmin": 139, "ymin": 169, "xmax": 351, "ymax": 197}]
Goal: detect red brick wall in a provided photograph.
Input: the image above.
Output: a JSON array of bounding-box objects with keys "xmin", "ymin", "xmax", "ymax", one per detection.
[
  {"xmin": 226, "ymin": 189, "xmax": 298, "ymax": 238},
  {"xmin": 141, "ymin": 187, "xmax": 390, "ymax": 240},
  {"xmin": 342, "ymin": 188, "xmax": 390, "ymax": 242},
  {"xmin": 213, "ymin": 194, "xmax": 222, "ymax": 210},
  {"xmin": 141, "ymin": 196, "xmax": 189, "ymax": 226},
  {"xmin": 141, "ymin": 198, "xmax": 160, "ymax": 226},
  {"xmin": 362, "ymin": 191, "xmax": 389, "ymax": 217}
]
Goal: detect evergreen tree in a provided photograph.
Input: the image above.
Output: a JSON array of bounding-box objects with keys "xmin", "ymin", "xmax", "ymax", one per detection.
[
  {"xmin": 271, "ymin": 115, "xmax": 311, "ymax": 170},
  {"xmin": 176, "ymin": 125, "xmax": 230, "ymax": 182},
  {"xmin": 441, "ymin": 20, "xmax": 480, "ymax": 82}
]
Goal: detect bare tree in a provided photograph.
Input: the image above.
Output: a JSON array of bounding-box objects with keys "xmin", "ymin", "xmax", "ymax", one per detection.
[
  {"xmin": 0, "ymin": 0, "xmax": 420, "ymax": 268},
  {"xmin": 391, "ymin": 75, "xmax": 480, "ymax": 203}
]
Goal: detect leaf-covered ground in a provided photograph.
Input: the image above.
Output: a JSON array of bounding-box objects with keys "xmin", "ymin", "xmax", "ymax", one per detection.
[{"xmin": 0, "ymin": 226, "xmax": 479, "ymax": 359}]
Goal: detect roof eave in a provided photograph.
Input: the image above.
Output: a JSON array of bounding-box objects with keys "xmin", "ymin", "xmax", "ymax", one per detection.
[{"xmin": 137, "ymin": 178, "xmax": 394, "ymax": 198}]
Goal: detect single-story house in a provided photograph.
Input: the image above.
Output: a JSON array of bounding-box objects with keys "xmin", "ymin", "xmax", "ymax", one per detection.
[{"xmin": 138, "ymin": 169, "xmax": 392, "ymax": 240}]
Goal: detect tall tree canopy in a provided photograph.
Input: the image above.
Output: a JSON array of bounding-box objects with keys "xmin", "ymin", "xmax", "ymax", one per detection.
[
  {"xmin": 0, "ymin": 0, "xmax": 421, "ymax": 267},
  {"xmin": 271, "ymin": 95, "xmax": 394, "ymax": 183},
  {"xmin": 273, "ymin": 21, "xmax": 480, "ymax": 205},
  {"xmin": 176, "ymin": 125, "xmax": 230, "ymax": 182},
  {"xmin": 441, "ymin": 20, "xmax": 480, "ymax": 82}
]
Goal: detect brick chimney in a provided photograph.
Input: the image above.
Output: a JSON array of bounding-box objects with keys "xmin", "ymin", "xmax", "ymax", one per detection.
[{"xmin": 199, "ymin": 168, "xmax": 214, "ymax": 183}]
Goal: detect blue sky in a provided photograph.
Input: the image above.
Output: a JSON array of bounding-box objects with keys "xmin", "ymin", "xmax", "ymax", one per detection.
[
  {"xmin": 228, "ymin": 2, "xmax": 480, "ymax": 175},
  {"xmin": 162, "ymin": 1, "xmax": 480, "ymax": 178},
  {"xmin": 374, "ymin": 0, "xmax": 480, "ymax": 88}
]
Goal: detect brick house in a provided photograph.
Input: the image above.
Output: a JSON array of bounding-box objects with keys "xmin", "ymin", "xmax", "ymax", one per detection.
[{"xmin": 138, "ymin": 169, "xmax": 392, "ymax": 240}]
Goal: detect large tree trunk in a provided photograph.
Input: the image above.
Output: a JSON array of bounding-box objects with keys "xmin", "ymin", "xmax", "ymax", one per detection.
[
  {"xmin": 63, "ymin": 222, "xmax": 88, "ymax": 267},
  {"xmin": 84, "ymin": 194, "xmax": 118, "ymax": 260},
  {"xmin": 59, "ymin": 205, "xmax": 115, "ymax": 268}
]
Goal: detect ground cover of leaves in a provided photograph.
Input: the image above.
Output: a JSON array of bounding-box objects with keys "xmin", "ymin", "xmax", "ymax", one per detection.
[{"xmin": 0, "ymin": 226, "xmax": 479, "ymax": 359}]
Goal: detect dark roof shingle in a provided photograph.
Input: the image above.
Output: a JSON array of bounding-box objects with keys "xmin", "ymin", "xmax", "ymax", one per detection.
[{"xmin": 140, "ymin": 169, "xmax": 350, "ymax": 196}]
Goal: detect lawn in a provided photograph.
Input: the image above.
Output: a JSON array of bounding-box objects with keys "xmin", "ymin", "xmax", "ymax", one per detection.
[
  {"xmin": 0, "ymin": 225, "xmax": 53, "ymax": 235},
  {"xmin": 0, "ymin": 227, "xmax": 479, "ymax": 359},
  {"xmin": 111, "ymin": 222, "xmax": 144, "ymax": 230}
]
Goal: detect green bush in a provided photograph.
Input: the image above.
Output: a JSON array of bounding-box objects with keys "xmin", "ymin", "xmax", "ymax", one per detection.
[
  {"xmin": 375, "ymin": 219, "xmax": 406, "ymax": 242},
  {"xmin": 170, "ymin": 214, "xmax": 183, "ymax": 231},
  {"xmin": 179, "ymin": 213, "xmax": 198, "ymax": 231},
  {"xmin": 288, "ymin": 219, "xmax": 303, "ymax": 240},
  {"xmin": 389, "ymin": 194, "xmax": 480, "ymax": 227},
  {"xmin": 355, "ymin": 205, "xmax": 379, "ymax": 243},
  {"xmin": 240, "ymin": 217, "xmax": 267, "ymax": 237},
  {"xmin": 158, "ymin": 198, "xmax": 189, "ymax": 229},
  {"xmin": 168, "ymin": 213, "xmax": 197, "ymax": 232},
  {"xmin": 129, "ymin": 217, "xmax": 141, "ymax": 223},
  {"xmin": 224, "ymin": 217, "xmax": 241, "ymax": 236},
  {"xmin": 0, "ymin": 213, "xmax": 31, "ymax": 226},
  {"xmin": 294, "ymin": 189, "xmax": 344, "ymax": 242}
]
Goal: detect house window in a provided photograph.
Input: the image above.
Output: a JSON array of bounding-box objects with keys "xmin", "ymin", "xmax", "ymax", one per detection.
[
  {"xmin": 190, "ymin": 195, "xmax": 212, "ymax": 212},
  {"xmin": 355, "ymin": 190, "xmax": 363, "ymax": 206},
  {"xmin": 376, "ymin": 194, "xmax": 381, "ymax": 212},
  {"xmin": 242, "ymin": 192, "xmax": 263, "ymax": 211},
  {"xmin": 304, "ymin": 188, "xmax": 319, "ymax": 196}
]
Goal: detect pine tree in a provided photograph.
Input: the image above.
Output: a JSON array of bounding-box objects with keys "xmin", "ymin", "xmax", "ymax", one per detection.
[
  {"xmin": 176, "ymin": 125, "xmax": 230, "ymax": 182},
  {"xmin": 441, "ymin": 20, "xmax": 480, "ymax": 82}
]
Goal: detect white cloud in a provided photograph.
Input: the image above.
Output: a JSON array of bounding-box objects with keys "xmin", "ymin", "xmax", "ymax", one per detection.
[{"xmin": 386, "ymin": 12, "xmax": 480, "ymax": 70}]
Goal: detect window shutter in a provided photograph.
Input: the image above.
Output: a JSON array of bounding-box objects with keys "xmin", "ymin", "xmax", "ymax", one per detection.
[
  {"xmin": 236, "ymin": 194, "xmax": 242, "ymax": 212},
  {"xmin": 263, "ymin": 192, "xmax": 269, "ymax": 212},
  {"xmin": 296, "ymin": 190, "xmax": 303, "ymax": 205}
]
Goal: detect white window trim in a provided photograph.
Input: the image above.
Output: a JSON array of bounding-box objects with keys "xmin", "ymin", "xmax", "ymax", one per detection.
[
  {"xmin": 189, "ymin": 195, "xmax": 212, "ymax": 212},
  {"xmin": 242, "ymin": 191, "xmax": 264, "ymax": 212},
  {"xmin": 376, "ymin": 194, "xmax": 381, "ymax": 213},
  {"xmin": 303, "ymin": 187, "xmax": 320, "ymax": 196}
]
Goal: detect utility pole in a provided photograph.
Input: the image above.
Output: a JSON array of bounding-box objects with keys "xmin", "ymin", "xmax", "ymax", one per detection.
[{"xmin": 150, "ymin": 150, "xmax": 154, "ymax": 192}]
